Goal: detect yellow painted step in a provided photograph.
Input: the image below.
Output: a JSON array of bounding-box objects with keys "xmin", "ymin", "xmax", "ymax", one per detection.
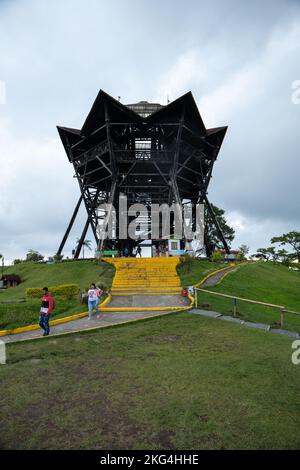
[{"xmin": 103, "ymin": 256, "xmax": 182, "ymax": 293}]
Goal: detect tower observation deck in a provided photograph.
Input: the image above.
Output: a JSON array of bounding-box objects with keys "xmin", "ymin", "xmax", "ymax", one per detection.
[{"xmin": 56, "ymin": 90, "xmax": 229, "ymax": 258}]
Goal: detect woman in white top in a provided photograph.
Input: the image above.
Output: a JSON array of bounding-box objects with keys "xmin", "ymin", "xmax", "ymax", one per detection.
[{"xmin": 87, "ymin": 283, "xmax": 100, "ymax": 319}]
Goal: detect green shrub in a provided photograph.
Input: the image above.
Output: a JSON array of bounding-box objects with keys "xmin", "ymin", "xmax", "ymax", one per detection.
[
  {"xmin": 180, "ymin": 254, "xmax": 193, "ymax": 273},
  {"xmin": 211, "ymin": 251, "xmax": 223, "ymax": 263},
  {"xmin": 288, "ymin": 262, "xmax": 300, "ymax": 270},
  {"xmin": 26, "ymin": 283, "xmax": 80, "ymax": 300}
]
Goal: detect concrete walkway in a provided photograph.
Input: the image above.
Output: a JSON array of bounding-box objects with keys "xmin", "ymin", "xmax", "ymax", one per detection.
[
  {"xmin": 107, "ymin": 294, "xmax": 190, "ymax": 309},
  {"xmin": 1, "ymin": 281, "xmax": 190, "ymax": 344},
  {"xmin": 189, "ymin": 308, "xmax": 299, "ymax": 338},
  {"xmin": 1, "ymin": 310, "xmax": 177, "ymax": 344},
  {"xmin": 201, "ymin": 265, "xmax": 238, "ymax": 287},
  {"xmin": 0, "ymin": 265, "xmax": 245, "ymax": 344}
]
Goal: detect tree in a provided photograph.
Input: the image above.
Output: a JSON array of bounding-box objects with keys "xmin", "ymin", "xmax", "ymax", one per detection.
[
  {"xmin": 276, "ymin": 248, "xmax": 290, "ymax": 265},
  {"xmin": 271, "ymin": 231, "xmax": 300, "ymax": 263},
  {"xmin": 238, "ymin": 244, "xmax": 250, "ymax": 260},
  {"xmin": 26, "ymin": 249, "xmax": 44, "ymax": 262},
  {"xmin": 75, "ymin": 239, "xmax": 92, "ymax": 259},
  {"xmin": 204, "ymin": 203, "xmax": 235, "ymax": 256},
  {"xmin": 256, "ymin": 247, "xmax": 276, "ymax": 261},
  {"xmin": 53, "ymin": 253, "xmax": 64, "ymax": 262},
  {"xmin": 253, "ymin": 251, "xmax": 267, "ymax": 260}
]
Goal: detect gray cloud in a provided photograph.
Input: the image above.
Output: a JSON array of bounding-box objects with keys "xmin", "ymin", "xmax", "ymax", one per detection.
[{"xmin": 0, "ymin": 0, "xmax": 300, "ymax": 261}]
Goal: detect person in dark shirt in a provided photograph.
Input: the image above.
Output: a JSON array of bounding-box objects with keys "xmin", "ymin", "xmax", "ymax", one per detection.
[
  {"xmin": 39, "ymin": 287, "xmax": 54, "ymax": 336},
  {"xmin": 136, "ymin": 246, "xmax": 142, "ymax": 257}
]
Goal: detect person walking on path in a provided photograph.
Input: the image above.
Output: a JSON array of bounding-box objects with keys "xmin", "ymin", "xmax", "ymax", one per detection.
[
  {"xmin": 39, "ymin": 287, "xmax": 54, "ymax": 336},
  {"xmin": 96, "ymin": 285, "xmax": 103, "ymax": 307},
  {"xmin": 88, "ymin": 283, "xmax": 100, "ymax": 319}
]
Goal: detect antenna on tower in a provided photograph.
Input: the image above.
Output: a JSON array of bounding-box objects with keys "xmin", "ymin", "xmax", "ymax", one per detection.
[
  {"xmin": 167, "ymin": 95, "xmax": 170, "ymax": 104},
  {"xmin": 118, "ymin": 96, "xmax": 121, "ymax": 102}
]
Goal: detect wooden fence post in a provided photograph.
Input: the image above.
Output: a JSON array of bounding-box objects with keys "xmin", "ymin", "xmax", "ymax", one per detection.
[
  {"xmin": 280, "ymin": 310, "xmax": 284, "ymax": 329},
  {"xmin": 233, "ymin": 298, "xmax": 237, "ymax": 318}
]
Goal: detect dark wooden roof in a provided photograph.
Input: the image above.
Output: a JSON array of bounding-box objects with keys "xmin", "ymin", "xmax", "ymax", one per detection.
[
  {"xmin": 57, "ymin": 89, "xmax": 228, "ymax": 206},
  {"xmin": 58, "ymin": 90, "xmax": 209, "ymax": 140}
]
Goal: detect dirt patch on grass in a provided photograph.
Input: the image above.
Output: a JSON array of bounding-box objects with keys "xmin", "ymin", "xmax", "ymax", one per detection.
[
  {"xmin": 153, "ymin": 429, "xmax": 176, "ymax": 449},
  {"xmin": 28, "ymin": 358, "xmax": 42, "ymax": 364},
  {"xmin": 1, "ymin": 389, "xmax": 145, "ymax": 449}
]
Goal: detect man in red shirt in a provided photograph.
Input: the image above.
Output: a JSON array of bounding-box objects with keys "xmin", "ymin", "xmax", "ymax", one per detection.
[{"xmin": 39, "ymin": 287, "xmax": 54, "ymax": 336}]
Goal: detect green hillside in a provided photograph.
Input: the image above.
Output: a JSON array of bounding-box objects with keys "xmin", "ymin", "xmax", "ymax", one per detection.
[
  {"xmin": 200, "ymin": 262, "xmax": 300, "ymax": 332},
  {"xmin": 0, "ymin": 260, "xmax": 115, "ymax": 301},
  {"xmin": 0, "ymin": 257, "xmax": 226, "ymax": 330},
  {"xmin": 1, "ymin": 259, "xmax": 300, "ymax": 333},
  {"xmin": 177, "ymin": 258, "xmax": 227, "ymax": 285},
  {"xmin": 0, "ymin": 260, "xmax": 115, "ymax": 329}
]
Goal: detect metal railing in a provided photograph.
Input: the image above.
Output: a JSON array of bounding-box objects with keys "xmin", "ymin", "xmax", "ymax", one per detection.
[{"xmin": 194, "ymin": 287, "xmax": 300, "ymax": 328}]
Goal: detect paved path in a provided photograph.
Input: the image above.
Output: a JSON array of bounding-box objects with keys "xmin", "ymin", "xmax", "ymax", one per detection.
[
  {"xmin": 1, "ymin": 289, "xmax": 190, "ymax": 344},
  {"xmin": 107, "ymin": 295, "xmax": 190, "ymax": 309},
  {"xmin": 201, "ymin": 265, "xmax": 238, "ymax": 287},
  {"xmin": 1, "ymin": 310, "xmax": 177, "ymax": 344},
  {"xmin": 189, "ymin": 309, "xmax": 299, "ymax": 338}
]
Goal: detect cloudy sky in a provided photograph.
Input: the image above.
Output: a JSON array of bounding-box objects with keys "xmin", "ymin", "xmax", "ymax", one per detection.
[{"xmin": 0, "ymin": 0, "xmax": 300, "ymax": 262}]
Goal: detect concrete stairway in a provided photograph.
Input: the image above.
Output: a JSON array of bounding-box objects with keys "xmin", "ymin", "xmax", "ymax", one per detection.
[{"xmin": 103, "ymin": 256, "xmax": 182, "ymax": 295}]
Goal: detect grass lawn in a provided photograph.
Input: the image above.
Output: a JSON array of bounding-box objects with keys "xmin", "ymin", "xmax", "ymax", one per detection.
[
  {"xmin": 177, "ymin": 258, "xmax": 226, "ymax": 286},
  {"xmin": 0, "ymin": 312, "xmax": 300, "ymax": 450},
  {"xmin": 200, "ymin": 262, "xmax": 300, "ymax": 333},
  {"xmin": 0, "ymin": 298, "xmax": 86, "ymax": 330},
  {"xmin": 0, "ymin": 260, "xmax": 115, "ymax": 329}
]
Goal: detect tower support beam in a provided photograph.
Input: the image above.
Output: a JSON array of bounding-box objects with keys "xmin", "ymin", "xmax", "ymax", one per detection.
[
  {"xmin": 74, "ymin": 217, "xmax": 90, "ymax": 259},
  {"xmin": 204, "ymin": 195, "xmax": 230, "ymax": 254},
  {"xmin": 56, "ymin": 195, "xmax": 83, "ymax": 256}
]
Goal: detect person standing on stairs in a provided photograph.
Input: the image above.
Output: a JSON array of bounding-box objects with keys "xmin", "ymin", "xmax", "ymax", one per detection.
[
  {"xmin": 96, "ymin": 285, "xmax": 103, "ymax": 307},
  {"xmin": 87, "ymin": 283, "xmax": 100, "ymax": 319},
  {"xmin": 136, "ymin": 246, "xmax": 142, "ymax": 257}
]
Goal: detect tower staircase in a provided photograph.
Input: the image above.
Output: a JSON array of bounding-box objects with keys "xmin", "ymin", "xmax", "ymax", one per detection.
[{"xmin": 103, "ymin": 256, "xmax": 182, "ymax": 296}]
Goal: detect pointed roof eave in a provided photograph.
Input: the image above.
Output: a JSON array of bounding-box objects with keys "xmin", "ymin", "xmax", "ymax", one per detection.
[
  {"xmin": 57, "ymin": 125, "xmax": 82, "ymax": 161},
  {"xmin": 146, "ymin": 91, "xmax": 206, "ymax": 134},
  {"xmin": 81, "ymin": 89, "xmax": 143, "ymax": 135},
  {"xmin": 57, "ymin": 125, "xmax": 81, "ymax": 134},
  {"xmin": 205, "ymin": 126, "xmax": 228, "ymax": 160},
  {"xmin": 146, "ymin": 92, "xmax": 190, "ymax": 121},
  {"xmin": 206, "ymin": 125, "xmax": 228, "ymax": 136}
]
